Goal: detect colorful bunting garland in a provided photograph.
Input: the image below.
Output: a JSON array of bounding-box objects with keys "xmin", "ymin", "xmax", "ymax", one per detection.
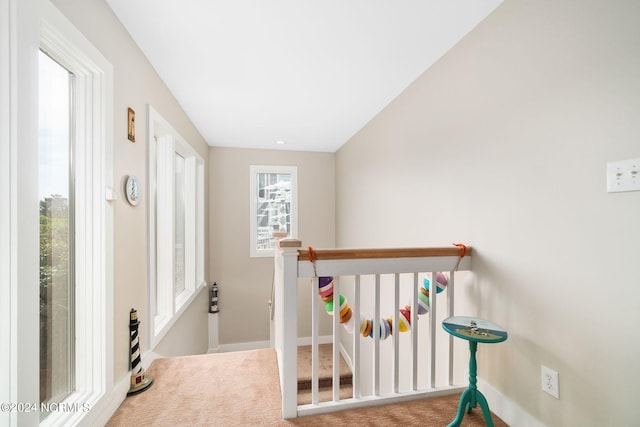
[{"xmin": 317, "ymin": 273, "xmax": 448, "ymax": 339}]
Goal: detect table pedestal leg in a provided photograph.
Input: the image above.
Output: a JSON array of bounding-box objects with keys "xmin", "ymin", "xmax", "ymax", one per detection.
[{"xmin": 447, "ymin": 341, "xmax": 495, "ymax": 427}]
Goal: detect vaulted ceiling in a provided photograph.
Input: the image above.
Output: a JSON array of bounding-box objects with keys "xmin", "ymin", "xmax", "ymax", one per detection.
[{"xmin": 106, "ymin": 0, "xmax": 502, "ymax": 152}]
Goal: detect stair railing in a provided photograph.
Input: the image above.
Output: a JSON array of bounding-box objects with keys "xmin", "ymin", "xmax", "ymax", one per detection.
[{"xmin": 273, "ymin": 238, "xmax": 472, "ymax": 418}]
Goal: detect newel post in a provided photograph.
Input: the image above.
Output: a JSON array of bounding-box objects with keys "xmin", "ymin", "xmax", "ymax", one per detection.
[{"xmin": 274, "ymin": 236, "xmax": 301, "ymax": 418}]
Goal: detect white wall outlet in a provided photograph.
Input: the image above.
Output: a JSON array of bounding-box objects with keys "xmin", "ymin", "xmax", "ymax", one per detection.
[
  {"xmin": 607, "ymin": 157, "xmax": 640, "ymax": 193},
  {"xmin": 541, "ymin": 365, "xmax": 559, "ymax": 399}
]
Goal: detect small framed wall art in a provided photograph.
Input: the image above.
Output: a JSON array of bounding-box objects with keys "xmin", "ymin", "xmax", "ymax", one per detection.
[{"xmin": 128, "ymin": 107, "xmax": 136, "ymax": 142}]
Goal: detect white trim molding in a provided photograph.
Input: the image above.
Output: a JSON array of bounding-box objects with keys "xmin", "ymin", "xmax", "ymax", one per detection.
[
  {"xmin": 0, "ymin": 0, "xmax": 18, "ymax": 425},
  {"xmin": 2, "ymin": 1, "xmax": 114, "ymax": 426},
  {"xmin": 39, "ymin": 3, "xmax": 114, "ymax": 427},
  {"xmin": 249, "ymin": 165, "xmax": 298, "ymax": 258},
  {"xmin": 147, "ymin": 105, "xmax": 206, "ymax": 350}
]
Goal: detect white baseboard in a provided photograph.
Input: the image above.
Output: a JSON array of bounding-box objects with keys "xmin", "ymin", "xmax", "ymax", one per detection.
[
  {"xmin": 478, "ymin": 378, "xmax": 544, "ymax": 427},
  {"xmin": 297, "ymin": 335, "xmax": 333, "ymax": 346},
  {"xmin": 214, "ymin": 340, "xmax": 271, "ymax": 353},
  {"xmin": 77, "ymin": 350, "xmax": 160, "ymax": 427},
  {"xmin": 213, "ymin": 336, "xmax": 334, "ymax": 353},
  {"xmin": 142, "ymin": 350, "xmax": 161, "ymax": 369},
  {"xmin": 80, "ymin": 373, "xmax": 130, "ymax": 427}
]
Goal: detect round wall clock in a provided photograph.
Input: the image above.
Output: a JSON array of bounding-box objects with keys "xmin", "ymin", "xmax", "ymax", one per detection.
[{"xmin": 125, "ymin": 175, "xmax": 140, "ymax": 206}]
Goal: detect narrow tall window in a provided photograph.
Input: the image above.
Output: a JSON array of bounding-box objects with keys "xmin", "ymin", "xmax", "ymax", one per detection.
[
  {"xmin": 38, "ymin": 50, "xmax": 74, "ymax": 406},
  {"xmin": 249, "ymin": 165, "xmax": 298, "ymax": 257},
  {"xmin": 149, "ymin": 106, "xmax": 205, "ymax": 347},
  {"xmin": 34, "ymin": 5, "xmax": 114, "ymax": 424},
  {"xmin": 174, "ymin": 153, "xmax": 186, "ymax": 297}
]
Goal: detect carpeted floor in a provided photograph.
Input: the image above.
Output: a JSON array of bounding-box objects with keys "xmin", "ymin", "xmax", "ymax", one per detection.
[{"xmin": 107, "ymin": 349, "xmax": 508, "ymax": 427}]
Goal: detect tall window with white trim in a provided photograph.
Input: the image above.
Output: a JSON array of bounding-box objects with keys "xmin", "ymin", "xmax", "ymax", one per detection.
[
  {"xmin": 148, "ymin": 107, "xmax": 205, "ymax": 347},
  {"xmin": 36, "ymin": 3, "xmax": 114, "ymax": 425}
]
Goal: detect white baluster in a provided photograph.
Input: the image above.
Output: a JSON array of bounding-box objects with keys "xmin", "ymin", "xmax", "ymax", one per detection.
[
  {"xmin": 332, "ymin": 276, "xmax": 340, "ymax": 401},
  {"xmin": 353, "ymin": 275, "xmax": 361, "ymax": 399},
  {"xmin": 311, "ymin": 276, "xmax": 319, "ymax": 404},
  {"xmin": 393, "ymin": 273, "xmax": 400, "ymax": 393},
  {"xmin": 447, "ymin": 271, "xmax": 455, "ymax": 386},
  {"xmin": 429, "ymin": 271, "xmax": 437, "ymax": 388},
  {"xmin": 373, "ymin": 274, "xmax": 380, "ymax": 396},
  {"xmin": 412, "ymin": 272, "xmax": 419, "ymax": 390}
]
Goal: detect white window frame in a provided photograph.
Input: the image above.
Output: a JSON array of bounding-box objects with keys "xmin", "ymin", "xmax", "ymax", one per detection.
[
  {"xmin": 249, "ymin": 165, "xmax": 298, "ymax": 258},
  {"xmin": 0, "ymin": 0, "xmax": 16, "ymax": 423},
  {"xmin": 38, "ymin": 3, "xmax": 114, "ymax": 427},
  {"xmin": 148, "ymin": 106, "xmax": 205, "ymax": 349}
]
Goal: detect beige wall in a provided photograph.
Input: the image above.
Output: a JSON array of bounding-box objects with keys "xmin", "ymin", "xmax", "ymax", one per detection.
[
  {"xmin": 210, "ymin": 147, "xmax": 335, "ymax": 345},
  {"xmin": 52, "ymin": 0, "xmax": 210, "ymax": 380},
  {"xmin": 336, "ymin": 0, "xmax": 640, "ymax": 425}
]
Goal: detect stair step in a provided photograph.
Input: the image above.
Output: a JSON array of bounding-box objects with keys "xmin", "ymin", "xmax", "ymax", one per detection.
[
  {"xmin": 298, "ymin": 372, "xmax": 352, "ymax": 391},
  {"xmin": 297, "ymin": 343, "xmax": 353, "ymax": 391},
  {"xmin": 297, "ymin": 383, "xmax": 354, "ymax": 405}
]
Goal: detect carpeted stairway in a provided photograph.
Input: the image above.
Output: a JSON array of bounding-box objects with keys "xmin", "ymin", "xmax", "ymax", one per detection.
[{"xmin": 297, "ymin": 344, "xmax": 353, "ymax": 404}]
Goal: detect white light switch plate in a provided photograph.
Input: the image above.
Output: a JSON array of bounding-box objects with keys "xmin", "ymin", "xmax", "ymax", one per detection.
[{"xmin": 607, "ymin": 158, "xmax": 640, "ymax": 193}]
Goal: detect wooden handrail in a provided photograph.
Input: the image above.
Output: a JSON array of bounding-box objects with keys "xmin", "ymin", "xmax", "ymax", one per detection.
[{"xmin": 298, "ymin": 246, "xmax": 471, "ymax": 261}]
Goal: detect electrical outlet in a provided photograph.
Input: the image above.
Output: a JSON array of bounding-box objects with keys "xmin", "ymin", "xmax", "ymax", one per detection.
[{"xmin": 541, "ymin": 365, "xmax": 559, "ymax": 399}]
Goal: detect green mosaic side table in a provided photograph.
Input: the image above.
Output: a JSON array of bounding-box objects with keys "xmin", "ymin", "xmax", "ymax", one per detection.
[{"xmin": 442, "ymin": 316, "xmax": 508, "ymax": 427}]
